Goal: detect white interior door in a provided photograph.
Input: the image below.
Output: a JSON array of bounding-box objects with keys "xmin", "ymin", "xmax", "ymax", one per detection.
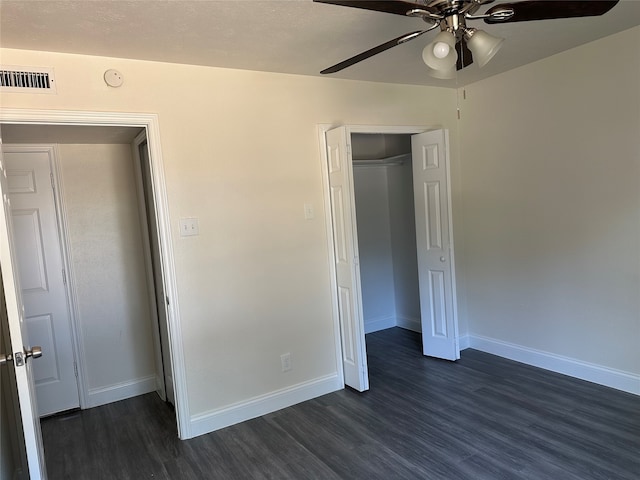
[
  {"xmin": 412, "ymin": 130, "xmax": 459, "ymax": 360},
  {"xmin": 0, "ymin": 142, "xmax": 47, "ymax": 479},
  {"xmin": 3, "ymin": 146, "xmax": 80, "ymax": 415},
  {"xmin": 133, "ymin": 134, "xmax": 174, "ymax": 405},
  {"xmin": 326, "ymin": 126, "xmax": 369, "ymax": 392}
]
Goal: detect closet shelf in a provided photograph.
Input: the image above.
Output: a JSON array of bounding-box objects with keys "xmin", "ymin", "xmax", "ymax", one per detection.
[{"xmin": 352, "ymin": 153, "xmax": 410, "ymax": 167}]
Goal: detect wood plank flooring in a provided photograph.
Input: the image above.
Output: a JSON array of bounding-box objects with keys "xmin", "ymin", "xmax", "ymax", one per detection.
[{"xmin": 41, "ymin": 328, "xmax": 640, "ymax": 479}]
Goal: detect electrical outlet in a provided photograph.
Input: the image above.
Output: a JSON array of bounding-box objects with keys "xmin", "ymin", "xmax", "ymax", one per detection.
[{"xmin": 280, "ymin": 353, "xmax": 291, "ymax": 372}]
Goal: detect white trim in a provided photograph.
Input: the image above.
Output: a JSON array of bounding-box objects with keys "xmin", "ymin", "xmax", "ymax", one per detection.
[
  {"xmin": 442, "ymin": 129, "xmax": 461, "ymax": 360},
  {"xmin": 347, "ymin": 125, "xmax": 441, "ymax": 135},
  {"xmin": 458, "ymin": 334, "xmax": 470, "ymax": 350},
  {"xmin": 189, "ymin": 374, "xmax": 341, "ymax": 439},
  {"xmin": 86, "ymin": 375, "xmax": 157, "ymax": 409},
  {"xmin": 468, "ymin": 334, "xmax": 640, "ymax": 395},
  {"xmin": 0, "ymin": 108, "xmax": 189, "ymax": 439},
  {"xmin": 364, "ymin": 315, "xmax": 396, "ymax": 334},
  {"xmin": 396, "ymin": 315, "xmax": 421, "ymax": 333},
  {"xmin": 143, "ymin": 112, "xmax": 190, "ymax": 437}
]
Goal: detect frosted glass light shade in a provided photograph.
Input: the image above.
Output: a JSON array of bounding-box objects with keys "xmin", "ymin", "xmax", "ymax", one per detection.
[
  {"xmin": 465, "ymin": 29, "xmax": 504, "ymax": 67},
  {"xmin": 427, "ymin": 64, "xmax": 456, "ymax": 80},
  {"xmin": 422, "ymin": 31, "xmax": 458, "ymax": 71}
]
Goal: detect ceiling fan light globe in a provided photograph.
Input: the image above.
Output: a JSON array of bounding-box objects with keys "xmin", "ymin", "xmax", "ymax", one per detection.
[
  {"xmin": 432, "ymin": 30, "xmax": 456, "ymax": 49},
  {"xmin": 427, "ymin": 65, "xmax": 456, "ymax": 80},
  {"xmin": 423, "ymin": 30, "xmax": 457, "ymax": 70},
  {"xmin": 466, "ymin": 29, "xmax": 504, "ymax": 68},
  {"xmin": 433, "ymin": 41, "xmax": 450, "ymax": 59},
  {"xmin": 422, "ymin": 44, "xmax": 457, "ymax": 70}
]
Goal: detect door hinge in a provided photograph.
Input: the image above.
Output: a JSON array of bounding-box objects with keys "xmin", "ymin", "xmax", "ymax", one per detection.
[
  {"xmin": 50, "ymin": 172, "xmax": 55, "ymax": 189},
  {"xmin": 73, "ymin": 362, "xmax": 78, "ymax": 378},
  {"xmin": 62, "ymin": 268, "xmax": 67, "ymax": 285},
  {"xmin": 166, "ymin": 296, "xmax": 170, "ymax": 306},
  {"xmin": 346, "ymin": 143, "xmax": 352, "ymax": 156}
]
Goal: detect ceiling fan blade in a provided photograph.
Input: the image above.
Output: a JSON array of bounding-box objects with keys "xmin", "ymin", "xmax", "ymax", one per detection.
[
  {"xmin": 456, "ymin": 40, "xmax": 474, "ymax": 70},
  {"xmin": 320, "ymin": 30, "xmax": 429, "ymax": 74},
  {"xmin": 313, "ymin": 0, "xmax": 437, "ymax": 17},
  {"xmin": 484, "ymin": 0, "xmax": 619, "ymax": 24}
]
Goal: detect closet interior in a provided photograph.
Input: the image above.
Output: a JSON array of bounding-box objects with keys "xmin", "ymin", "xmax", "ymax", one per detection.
[{"xmin": 351, "ymin": 133, "xmax": 422, "ymax": 335}]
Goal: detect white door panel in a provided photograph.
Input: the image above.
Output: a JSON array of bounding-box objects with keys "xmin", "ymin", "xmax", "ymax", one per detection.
[
  {"xmin": 4, "ymin": 146, "xmax": 80, "ymax": 416},
  {"xmin": 12, "ymin": 209, "xmax": 48, "ymax": 292},
  {"xmin": 326, "ymin": 127, "xmax": 369, "ymax": 392},
  {"xmin": 134, "ymin": 135, "xmax": 174, "ymax": 405},
  {"xmin": 412, "ymin": 130, "xmax": 459, "ymax": 360},
  {"xmin": 0, "ymin": 142, "xmax": 47, "ymax": 478}
]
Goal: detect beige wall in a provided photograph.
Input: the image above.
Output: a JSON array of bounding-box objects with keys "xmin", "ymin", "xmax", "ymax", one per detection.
[
  {"xmin": 57, "ymin": 143, "xmax": 156, "ymax": 394},
  {"xmin": 0, "ymin": 48, "xmax": 460, "ymax": 418},
  {"xmin": 459, "ymin": 26, "xmax": 640, "ymax": 373}
]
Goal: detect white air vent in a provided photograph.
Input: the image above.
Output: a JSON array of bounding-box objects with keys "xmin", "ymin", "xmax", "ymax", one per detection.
[{"xmin": 0, "ymin": 66, "xmax": 56, "ymax": 94}]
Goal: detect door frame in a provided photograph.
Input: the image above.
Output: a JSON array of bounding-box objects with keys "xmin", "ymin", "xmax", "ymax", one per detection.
[
  {"xmin": 317, "ymin": 124, "xmax": 459, "ymax": 386},
  {"xmin": 0, "ymin": 109, "xmax": 189, "ymax": 439}
]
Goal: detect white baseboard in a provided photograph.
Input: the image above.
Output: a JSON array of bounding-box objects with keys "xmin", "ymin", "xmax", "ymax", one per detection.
[
  {"xmin": 87, "ymin": 374, "xmax": 157, "ymax": 408},
  {"xmin": 364, "ymin": 315, "xmax": 396, "ymax": 334},
  {"xmin": 396, "ymin": 315, "xmax": 421, "ymax": 333},
  {"xmin": 467, "ymin": 334, "xmax": 640, "ymax": 395},
  {"xmin": 459, "ymin": 334, "xmax": 470, "ymax": 350},
  {"xmin": 189, "ymin": 373, "xmax": 342, "ymax": 439}
]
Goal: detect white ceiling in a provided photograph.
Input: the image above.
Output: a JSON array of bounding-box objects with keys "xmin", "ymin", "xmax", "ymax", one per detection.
[{"xmin": 1, "ymin": 0, "xmax": 639, "ymax": 87}]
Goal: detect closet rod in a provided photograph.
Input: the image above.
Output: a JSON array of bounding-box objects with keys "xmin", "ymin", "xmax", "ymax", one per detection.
[{"xmin": 352, "ymin": 153, "xmax": 410, "ymax": 167}]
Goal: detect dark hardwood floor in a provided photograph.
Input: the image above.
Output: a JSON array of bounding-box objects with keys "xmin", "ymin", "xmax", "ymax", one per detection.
[{"xmin": 41, "ymin": 328, "xmax": 640, "ymax": 479}]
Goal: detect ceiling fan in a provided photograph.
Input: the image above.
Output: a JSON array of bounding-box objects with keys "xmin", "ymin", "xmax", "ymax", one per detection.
[{"xmin": 313, "ymin": 0, "xmax": 619, "ymax": 78}]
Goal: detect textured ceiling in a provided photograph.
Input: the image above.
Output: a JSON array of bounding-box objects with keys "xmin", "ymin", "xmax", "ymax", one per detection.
[{"xmin": 1, "ymin": 0, "xmax": 639, "ymax": 87}]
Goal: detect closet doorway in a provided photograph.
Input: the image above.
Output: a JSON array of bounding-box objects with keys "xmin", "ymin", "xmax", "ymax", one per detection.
[{"xmin": 321, "ymin": 125, "xmax": 460, "ymax": 392}]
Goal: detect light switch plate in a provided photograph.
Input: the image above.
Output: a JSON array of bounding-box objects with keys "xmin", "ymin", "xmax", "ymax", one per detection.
[{"xmin": 179, "ymin": 217, "xmax": 199, "ymax": 236}]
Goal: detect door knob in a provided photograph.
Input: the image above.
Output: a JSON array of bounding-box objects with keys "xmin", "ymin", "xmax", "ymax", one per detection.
[
  {"xmin": 25, "ymin": 346, "xmax": 42, "ymax": 360},
  {"xmin": 440, "ymin": 256, "xmax": 446, "ymax": 262},
  {"xmin": 0, "ymin": 346, "xmax": 42, "ymax": 367},
  {"xmin": 0, "ymin": 352, "xmax": 13, "ymax": 366}
]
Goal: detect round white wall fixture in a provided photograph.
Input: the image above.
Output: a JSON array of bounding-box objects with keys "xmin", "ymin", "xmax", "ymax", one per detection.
[{"xmin": 104, "ymin": 69, "xmax": 124, "ymax": 87}]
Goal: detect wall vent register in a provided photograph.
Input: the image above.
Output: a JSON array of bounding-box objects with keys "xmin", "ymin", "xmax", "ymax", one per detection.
[{"xmin": 0, "ymin": 66, "xmax": 56, "ymax": 93}]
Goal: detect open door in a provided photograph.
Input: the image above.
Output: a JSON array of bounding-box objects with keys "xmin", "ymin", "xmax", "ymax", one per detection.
[
  {"xmin": 326, "ymin": 126, "xmax": 369, "ymax": 392},
  {"xmin": 412, "ymin": 130, "xmax": 459, "ymax": 360},
  {"xmin": 132, "ymin": 132, "xmax": 174, "ymax": 405},
  {"xmin": 0, "ymin": 138, "xmax": 47, "ymax": 478}
]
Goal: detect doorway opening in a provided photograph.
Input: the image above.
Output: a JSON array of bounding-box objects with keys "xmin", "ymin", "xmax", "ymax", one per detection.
[
  {"xmin": 351, "ymin": 133, "xmax": 424, "ymax": 389},
  {"xmin": 321, "ymin": 125, "xmax": 460, "ymax": 393},
  {"xmin": 351, "ymin": 133, "xmax": 421, "ymax": 337},
  {"xmin": 0, "ymin": 110, "xmax": 188, "ymax": 479},
  {"xmin": 1, "ymin": 124, "xmax": 174, "ymax": 418}
]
